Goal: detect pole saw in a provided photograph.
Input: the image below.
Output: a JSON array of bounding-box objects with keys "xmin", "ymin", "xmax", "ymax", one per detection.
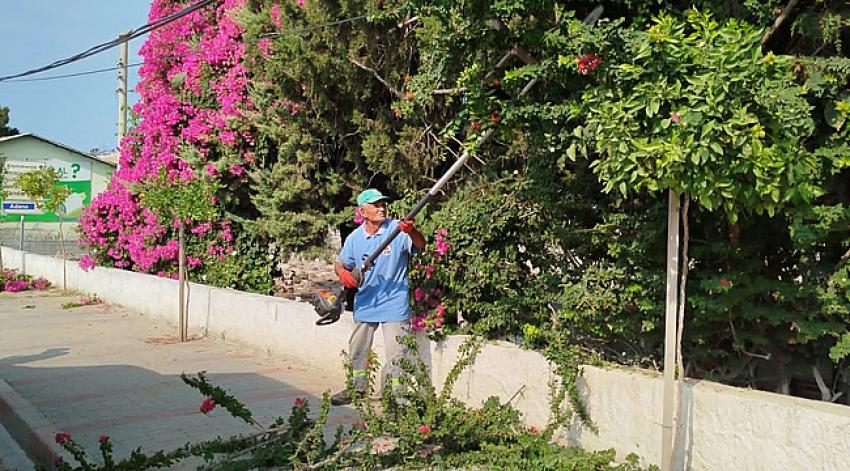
[{"xmin": 312, "ymin": 8, "xmax": 603, "ymax": 326}]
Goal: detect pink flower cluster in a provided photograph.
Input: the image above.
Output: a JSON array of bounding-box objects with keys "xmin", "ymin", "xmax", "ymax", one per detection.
[
  {"xmin": 200, "ymin": 397, "xmax": 217, "ymax": 414},
  {"xmin": 353, "ymin": 206, "xmax": 365, "ymax": 225},
  {"xmin": 434, "ymin": 228, "xmax": 449, "ymax": 256},
  {"xmin": 411, "ymin": 229, "xmax": 451, "ymax": 332},
  {"xmin": 80, "ymin": 0, "xmax": 251, "ymax": 275},
  {"xmin": 0, "ymin": 269, "xmax": 50, "ymax": 292},
  {"xmin": 31, "ymin": 277, "xmax": 50, "ymax": 291},
  {"xmin": 79, "ymin": 254, "xmax": 96, "ymax": 271}
]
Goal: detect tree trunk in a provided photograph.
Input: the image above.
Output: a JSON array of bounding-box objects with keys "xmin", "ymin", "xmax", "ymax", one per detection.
[{"xmin": 60, "ymin": 218, "xmax": 67, "ymax": 292}]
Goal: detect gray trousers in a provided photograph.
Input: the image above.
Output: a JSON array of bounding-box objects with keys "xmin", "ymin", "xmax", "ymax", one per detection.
[{"xmin": 349, "ymin": 319, "xmax": 412, "ymax": 391}]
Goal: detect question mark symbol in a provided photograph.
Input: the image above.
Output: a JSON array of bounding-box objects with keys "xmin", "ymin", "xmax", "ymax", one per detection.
[{"xmin": 71, "ymin": 163, "xmax": 81, "ymax": 179}]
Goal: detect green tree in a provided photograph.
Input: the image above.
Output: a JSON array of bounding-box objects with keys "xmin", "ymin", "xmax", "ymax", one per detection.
[
  {"xmin": 0, "ymin": 106, "xmax": 19, "ymax": 137},
  {"xmin": 17, "ymin": 167, "xmax": 70, "ymax": 289}
]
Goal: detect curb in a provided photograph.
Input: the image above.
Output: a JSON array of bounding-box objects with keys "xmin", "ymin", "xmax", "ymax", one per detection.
[{"xmin": 0, "ymin": 379, "xmax": 68, "ymax": 470}]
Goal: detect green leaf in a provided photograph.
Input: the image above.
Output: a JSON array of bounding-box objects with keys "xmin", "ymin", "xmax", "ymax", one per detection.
[
  {"xmin": 824, "ymin": 101, "xmax": 845, "ymax": 130},
  {"xmin": 831, "ymin": 333, "xmax": 850, "ymax": 362},
  {"xmin": 709, "ymin": 142, "xmax": 723, "ymax": 155}
]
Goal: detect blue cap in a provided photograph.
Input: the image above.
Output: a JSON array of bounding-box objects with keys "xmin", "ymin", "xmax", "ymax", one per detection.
[{"xmin": 356, "ymin": 188, "xmax": 389, "ymax": 206}]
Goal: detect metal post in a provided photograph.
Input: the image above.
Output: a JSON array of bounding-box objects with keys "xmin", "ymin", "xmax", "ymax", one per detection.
[
  {"xmin": 117, "ymin": 31, "xmax": 130, "ymax": 155},
  {"xmin": 18, "ymin": 214, "xmax": 25, "ymax": 275},
  {"xmin": 661, "ymin": 190, "xmax": 680, "ymax": 471},
  {"xmin": 178, "ymin": 224, "xmax": 186, "ymax": 342}
]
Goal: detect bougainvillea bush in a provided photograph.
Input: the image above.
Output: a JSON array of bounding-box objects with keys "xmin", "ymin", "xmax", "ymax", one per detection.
[
  {"xmin": 79, "ymin": 0, "xmax": 259, "ymax": 287},
  {"xmin": 0, "ymin": 268, "xmax": 50, "ymax": 293},
  {"xmin": 81, "ymin": 0, "xmax": 849, "ymax": 401}
]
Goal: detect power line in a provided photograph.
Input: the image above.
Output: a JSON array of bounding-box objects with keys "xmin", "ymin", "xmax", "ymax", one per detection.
[
  {"xmin": 0, "ymin": 6, "xmax": 370, "ymax": 85},
  {"xmin": 2, "ymin": 63, "xmax": 142, "ymax": 83},
  {"xmin": 0, "ymin": 0, "xmax": 217, "ymax": 83}
]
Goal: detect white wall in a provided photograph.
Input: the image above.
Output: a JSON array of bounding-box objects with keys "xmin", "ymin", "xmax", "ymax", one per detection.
[{"xmin": 5, "ymin": 247, "xmax": 850, "ymax": 470}]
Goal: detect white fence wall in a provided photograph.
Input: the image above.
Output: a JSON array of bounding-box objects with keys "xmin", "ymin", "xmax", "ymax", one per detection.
[{"xmin": 5, "ymin": 247, "xmax": 849, "ymax": 470}]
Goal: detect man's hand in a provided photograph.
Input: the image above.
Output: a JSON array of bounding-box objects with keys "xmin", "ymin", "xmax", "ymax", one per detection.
[
  {"xmin": 398, "ymin": 219, "xmax": 426, "ymax": 250},
  {"xmin": 398, "ymin": 219, "xmax": 414, "ymax": 234},
  {"xmin": 339, "ymin": 269, "xmax": 359, "ymax": 289}
]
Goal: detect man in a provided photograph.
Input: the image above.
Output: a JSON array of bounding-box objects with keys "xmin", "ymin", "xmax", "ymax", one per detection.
[{"xmin": 331, "ymin": 188, "xmax": 426, "ymax": 406}]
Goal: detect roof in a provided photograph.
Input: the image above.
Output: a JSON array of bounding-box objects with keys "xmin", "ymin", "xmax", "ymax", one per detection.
[{"xmin": 0, "ymin": 133, "xmax": 117, "ymax": 167}]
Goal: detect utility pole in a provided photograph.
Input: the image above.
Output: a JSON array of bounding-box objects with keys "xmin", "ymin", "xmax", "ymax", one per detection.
[{"xmin": 117, "ymin": 31, "xmax": 130, "ymax": 155}]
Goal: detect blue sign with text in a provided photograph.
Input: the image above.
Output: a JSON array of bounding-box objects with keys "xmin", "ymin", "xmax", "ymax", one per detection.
[{"xmin": 3, "ymin": 202, "xmax": 36, "ymax": 211}]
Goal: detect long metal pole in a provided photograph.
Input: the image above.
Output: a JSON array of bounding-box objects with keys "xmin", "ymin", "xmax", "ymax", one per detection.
[
  {"xmin": 661, "ymin": 189, "xmax": 680, "ymax": 471},
  {"xmin": 117, "ymin": 31, "xmax": 130, "ymax": 154},
  {"xmin": 18, "ymin": 215, "xmax": 25, "ymax": 275}
]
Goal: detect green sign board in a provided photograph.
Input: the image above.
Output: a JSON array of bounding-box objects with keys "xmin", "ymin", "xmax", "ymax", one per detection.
[{"xmin": 1, "ymin": 159, "xmax": 92, "ymax": 222}]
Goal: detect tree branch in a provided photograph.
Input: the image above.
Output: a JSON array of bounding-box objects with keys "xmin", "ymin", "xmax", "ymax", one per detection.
[
  {"xmin": 348, "ymin": 58, "xmax": 401, "ymax": 97},
  {"xmin": 432, "ymin": 87, "xmax": 467, "ymax": 95},
  {"xmin": 396, "ymin": 15, "xmax": 420, "ymax": 29},
  {"xmin": 812, "ymin": 365, "xmax": 832, "ymax": 401},
  {"xmin": 835, "ymin": 247, "xmax": 850, "ymax": 271},
  {"xmin": 762, "ymin": 0, "xmax": 800, "ymax": 45}
]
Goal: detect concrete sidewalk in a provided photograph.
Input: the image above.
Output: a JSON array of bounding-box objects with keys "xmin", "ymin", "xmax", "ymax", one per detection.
[{"xmin": 0, "ymin": 289, "xmax": 358, "ymax": 468}]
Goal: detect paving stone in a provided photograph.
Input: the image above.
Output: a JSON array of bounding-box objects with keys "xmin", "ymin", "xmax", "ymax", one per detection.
[{"xmin": 0, "ymin": 290, "xmax": 358, "ymax": 468}]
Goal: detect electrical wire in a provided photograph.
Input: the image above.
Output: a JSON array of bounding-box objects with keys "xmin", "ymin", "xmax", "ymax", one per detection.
[
  {"xmin": 0, "ymin": 5, "xmax": 370, "ymax": 85},
  {"xmin": 0, "ymin": 0, "xmax": 217, "ymax": 82},
  {"xmin": 2, "ymin": 63, "xmax": 142, "ymax": 83}
]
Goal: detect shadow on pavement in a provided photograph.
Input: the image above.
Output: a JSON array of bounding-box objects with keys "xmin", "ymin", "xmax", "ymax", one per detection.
[{"xmin": 0, "ymin": 348, "xmax": 358, "ymax": 468}]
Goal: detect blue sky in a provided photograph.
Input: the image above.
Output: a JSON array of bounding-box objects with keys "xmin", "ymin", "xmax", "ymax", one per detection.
[{"xmin": 0, "ymin": 2, "xmax": 151, "ymax": 154}]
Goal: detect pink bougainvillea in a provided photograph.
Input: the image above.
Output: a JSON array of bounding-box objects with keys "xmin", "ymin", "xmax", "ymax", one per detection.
[
  {"xmin": 200, "ymin": 397, "xmax": 217, "ymax": 414},
  {"xmin": 411, "ymin": 229, "xmax": 451, "ymax": 333},
  {"xmin": 79, "ymin": 255, "xmax": 96, "ymax": 271},
  {"xmin": 80, "ymin": 0, "xmax": 250, "ymax": 273}
]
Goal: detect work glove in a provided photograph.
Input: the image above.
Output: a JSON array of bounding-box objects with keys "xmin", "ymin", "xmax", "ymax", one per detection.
[
  {"xmin": 398, "ymin": 219, "xmax": 414, "ymax": 234},
  {"xmin": 339, "ymin": 269, "xmax": 359, "ymax": 289}
]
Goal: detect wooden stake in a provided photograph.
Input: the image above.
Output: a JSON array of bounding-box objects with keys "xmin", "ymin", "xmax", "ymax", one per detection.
[
  {"xmin": 661, "ymin": 190, "xmax": 680, "ymax": 471},
  {"xmin": 179, "ymin": 224, "xmax": 186, "ymax": 342}
]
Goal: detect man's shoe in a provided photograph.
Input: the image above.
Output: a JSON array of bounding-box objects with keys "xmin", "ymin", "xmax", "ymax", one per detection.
[{"xmin": 331, "ymin": 389, "xmax": 359, "ymax": 406}]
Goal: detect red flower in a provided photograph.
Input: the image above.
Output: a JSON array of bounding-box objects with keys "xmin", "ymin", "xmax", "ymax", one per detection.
[
  {"xmin": 99, "ymin": 435, "xmax": 109, "ymax": 444},
  {"xmin": 719, "ymin": 278, "xmax": 732, "ymax": 288},
  {"xmin": 294, "ymin": 397, "xmax": 306, "ymax": 408},
  {"xmin": 576, "ymin": 53, "xmax": 602, "ymax": 75},
  {"xmin": 529, "ymin": 426, "xmax": 539, "ymax": 435},
  {"xmin": 671, "ymin": 112, "xmax": 681, "ymax": 123},
  {"xmin": 490, "ymin": 111, "xmax": 501, "ymax": 124},
  {"xmin": 471, "ymin": 121, "xmax": 482, "ymax": 131},
  {"xmin": 54, "ymin": 456, "xmax": 64, "ymax": 465},
  {"xmin": 491, "ymin": 79, "xmax": 501, "ymax": 88},
  {"xmin": 417, "ymin": 424, "xmax": 432, "ymax": 435},
  {"xmin": 55, "ymin": 432, "xmax": 71, "ymax": 444},
  {"xmin": 200, "ymin": 397, "xmax": 216, "ymax": 414}
]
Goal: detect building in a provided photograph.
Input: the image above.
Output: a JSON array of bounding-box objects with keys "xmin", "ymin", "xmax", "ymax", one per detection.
[{"xmin": 0, "ymin": 133, "xmax": 116, "ymax": 256}]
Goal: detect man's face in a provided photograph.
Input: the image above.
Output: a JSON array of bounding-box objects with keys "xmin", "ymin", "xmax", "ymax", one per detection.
[{"xmin": 361, "ymin": 200, "xmax": 387, "ymax": 224}]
